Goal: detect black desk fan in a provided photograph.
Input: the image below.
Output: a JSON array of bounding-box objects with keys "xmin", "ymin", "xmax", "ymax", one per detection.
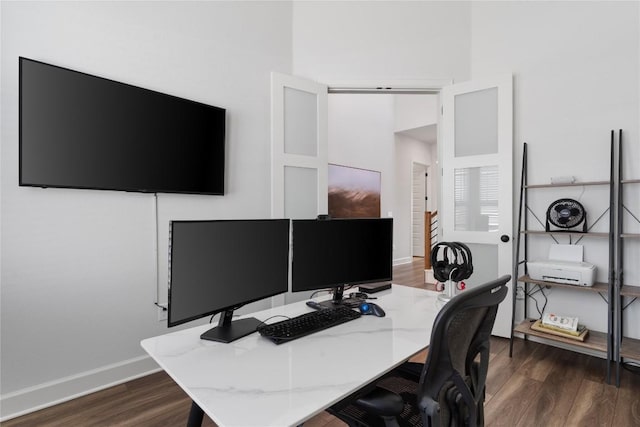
[{"xmin": 545, "ymin": 198, "xmax": 587, "ymax": 232}]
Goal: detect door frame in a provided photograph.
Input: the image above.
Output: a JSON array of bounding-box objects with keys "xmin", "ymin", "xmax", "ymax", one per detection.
[
  {"xmin": 325, "ymin": 77, "xmax": 452, "ymax": 265},
  {"xmin": 411, "ymin": 161, "xmax": 428, "ymax": 258}
]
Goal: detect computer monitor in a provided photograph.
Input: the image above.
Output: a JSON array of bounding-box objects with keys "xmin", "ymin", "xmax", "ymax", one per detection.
[
  {"xmin": 291, "ymin": 218, "xmax": 393, "ymax": 306},
  {"xmin": 168, "ymin": 219, "xmax": 290, "ymax": 343}
]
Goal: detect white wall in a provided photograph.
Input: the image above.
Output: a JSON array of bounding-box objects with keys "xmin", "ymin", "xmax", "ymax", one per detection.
[
  {"xmin": 1, "ymin": 1, "xmax": 292, "ymax": 418},
  {"xmin": 327, "ymin": 94, "xmax": 397, "ymax": 243},
  {"xmin": 394, "ymin": 95, "xmax": 439, "ymax": 214},
  {"xmin": 328, "ymin": 94, "xmax": 437, "ymax": 264},
  {"xmin": 295, "ymin": 1, "xmax": 470, "ymax": 265},
  {"xmin": 394, "ymin": 95, "xmax": 439, "ymax": 132},
  {"xmin": 470, "ymin": 2, "xmax": 640, "ymax": 336},
  {"xmin": 394, "ymin": 134, "xmax": 434, "ymax": 261},
  {"xmin": 292, "ymin": 1, "xmax": 471, "ymax": 82}
]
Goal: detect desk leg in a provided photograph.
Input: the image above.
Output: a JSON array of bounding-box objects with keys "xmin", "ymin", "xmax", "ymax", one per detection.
[{"xmin": 187, "ymin": 400, "xmax": 204, "ymax": 427}]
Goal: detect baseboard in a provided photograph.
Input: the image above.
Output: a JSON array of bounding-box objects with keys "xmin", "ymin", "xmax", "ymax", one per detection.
[
  {"xmin": 393, "ymin": 257, "xmax": 412, "ymax": 266},
  {"xmin": 424, "ymin": 268, "xmax": 435, "ymax": 284},
  {"xmin": 0, "ymin": 355, "xmax": 160, "ymax": 422}
]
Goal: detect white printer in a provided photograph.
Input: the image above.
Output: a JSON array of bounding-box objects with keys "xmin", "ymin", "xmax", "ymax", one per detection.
[{"xmin": 527, "ymin": 244, "xmax": 597, "ymax": 287}]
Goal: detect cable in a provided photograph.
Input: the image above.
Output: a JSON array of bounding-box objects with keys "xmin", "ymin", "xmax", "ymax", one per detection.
[
  {"xmin": 310, "ymin": 285, "xmax": 357, "ymax": 299},
  {"xmin": 526, "ymin": 285, "xmax": 548, "ymax": 318},
  {"xmin": 622, "ymin": 362, "xmax": 640, "ymax": 376},
  {"xmin": 348, "ymin": 291, "xmax": 375, "ymax": 300},
  {"xmin": 310, "ymin": 289, "xmax": 332, "ymax": 299},
  {"xmin": 256, "ymin": 315, "xmax": 291, "ymax": 328}
]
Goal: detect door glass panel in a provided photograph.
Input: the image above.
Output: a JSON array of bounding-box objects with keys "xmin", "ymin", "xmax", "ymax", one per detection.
[
  {"xmin": 285, "ymin": 166, "xmax": 317, "ymax": 219},
  {"xmin": 454, "ymin": 87, "xmax": 498, "ymax": 157},
  {"xmin": 284, "ymin": 87, "xmax": 317, "ymax": 156},
  {"xmin": 462, "ymin": 243, "xmax": 498, "ymax": 287},
  {"xmin": 454, "ymin": 166, "xmax": 499, "ymax": 232}
]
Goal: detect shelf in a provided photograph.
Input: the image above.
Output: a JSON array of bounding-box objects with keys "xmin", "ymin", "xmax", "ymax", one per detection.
[
  {"xmin": 514, "ymin": 319, "xmax": 608, "ymax": 353},
  {"xmin": 525, "ymin": 180, "xmax": 609, "ymax": 189},
  {"xmin": 620, "ymin": 337, "xmax": 640, "ymax": 360},
  {"xmin": 621, "ymin": 233, "xmax": 640, "ymax": 239},
  {"xmin": 521, "ymin": 230, "xmax": 609, "ymax": 238},
  {"xmin": 621, "ymin": 285, "xmax": 640, "ymax": 298},
  {"xmin": 511, "ymin": 141, "xmax": 615, "ymax": 383},
  {"xmin": 518, "ymin": 275, "xmax": 609, "ymax": 294},
  {"xmin": 621, "ymin": 179, "xmax": 640, "ymax": 184}
]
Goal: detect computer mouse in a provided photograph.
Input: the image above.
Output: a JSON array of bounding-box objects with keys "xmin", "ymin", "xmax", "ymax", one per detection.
[{"xmin": 359, "ymin": 302, "xmax": 385, "ymax": 317}]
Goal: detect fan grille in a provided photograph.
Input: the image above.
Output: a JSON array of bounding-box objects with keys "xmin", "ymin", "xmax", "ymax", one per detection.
[{"xmin": 546, "ymin": 199, "xmax": 586, "ymax": 230}]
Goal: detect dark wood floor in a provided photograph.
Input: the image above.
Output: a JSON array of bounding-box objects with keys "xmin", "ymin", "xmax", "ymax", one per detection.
[{"xmin": 4, "ymin": 259, "xmax": 640, "ymax": 426}]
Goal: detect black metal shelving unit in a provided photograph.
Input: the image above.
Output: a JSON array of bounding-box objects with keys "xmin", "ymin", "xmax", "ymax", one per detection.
[
  {"xmin": 614, "ymin": 129, "xmax": 640, "ymax": 386},
  {"xmin": 509, "ymin": 137, "xmax": 615, "ymax": 384}
]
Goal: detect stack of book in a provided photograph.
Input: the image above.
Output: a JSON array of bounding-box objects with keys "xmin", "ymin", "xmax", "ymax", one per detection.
[{"xmin": 531, "ymin": 313, "xmax": 589, "ymax": 341}]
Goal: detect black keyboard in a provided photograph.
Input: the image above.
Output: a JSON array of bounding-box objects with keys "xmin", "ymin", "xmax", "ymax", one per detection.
[{"xmin": 257, "ymin": 306, "xmax": 361, "ymax": 344}]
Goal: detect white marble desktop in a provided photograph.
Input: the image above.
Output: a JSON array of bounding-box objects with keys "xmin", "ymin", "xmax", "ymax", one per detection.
[{"xmin": 141, "ymin": 285, "xmax": 442, "ymax": 427}]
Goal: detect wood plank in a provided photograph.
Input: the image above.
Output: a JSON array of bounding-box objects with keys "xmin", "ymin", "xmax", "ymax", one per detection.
[
  {"xmin": 612, "ymin": 366, "xmax": 640, "ymax": 426},
  {"xmin": 518, "ymin": 275, "xmax": 609, "ymax": 294},
  {"xmin": 518, "ymin": 339, "xmax": 561, "ymax": 382},
  {"xmin": 484, "ymin": 372, "xmax": 542, "ymax": 426},
  {"xmin": 516, "ymin": 349, "xmax": 589, "ymax": 427},
  {"xmin": 521, "ymin": 230, "xmax": 609, "ymax": 238},
  {"xmin": 621, "ymin": 285, "xmax": 640, "ymax": 298},
  {"xmin": 514, "ymin": 319, "xmax": 608, "ymax": 353},
  {"xmin": 620, "ymin": 336, "xmax": 640, "ymax": 360},
  {"xmin": 424, "ymin": 211, "xmax": 432, "ymax": 270},
  {"xmin": 565, "ymin": 378, "xmax": 618, "ymax": 426},
  {"xmin": 485, "ymin": 337, "xmax": 544, "ymax": 398},
  {"xmin": 525, "ymin": 181, "xmax": 609, "ymax": 189}
]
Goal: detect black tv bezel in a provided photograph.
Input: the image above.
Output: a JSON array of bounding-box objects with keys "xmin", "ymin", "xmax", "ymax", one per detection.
[
  {"xmin": 18, "ymin": 56, "xmax": 226, "ymax": 196},
  {"xmin": 291, "ymin": 217, "xmax": 394, "ymax": 293},
  {"xmin": 167, "ymin": 219, "xmax": 291, "ymax": 328}
]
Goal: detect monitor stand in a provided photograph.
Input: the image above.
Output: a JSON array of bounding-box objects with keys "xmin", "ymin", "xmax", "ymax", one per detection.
[
  {"xmin": 200, "ymin": 310, "xmax": 262, "ymax": 343},
  {"xmin": 318, "ymin": 285, "xmax": 362, "ymax": 309}
]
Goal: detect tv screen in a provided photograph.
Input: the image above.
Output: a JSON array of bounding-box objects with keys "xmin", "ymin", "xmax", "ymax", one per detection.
[
  {"xmin": 291, "ymin": 218, "xmax": 393, "ymax": 292},
  {"xmin": 19, "ymin": 57, "xmax": 225, "ymax": 195},
  {"xmin": 168, "ymin": 219, "xmax": 290, "ymax": 342}
]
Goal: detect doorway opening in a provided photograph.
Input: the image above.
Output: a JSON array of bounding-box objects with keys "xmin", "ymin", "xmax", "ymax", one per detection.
[{"xmin": 326, "ymin": 92, "xmax": 439, "ymax": 268}]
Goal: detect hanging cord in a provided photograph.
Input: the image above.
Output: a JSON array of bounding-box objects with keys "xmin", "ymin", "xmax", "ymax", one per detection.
[
  {"xmin": 526, "ymin": 285, "xmax": 548, "ymax": 318},
  {"xmin": 623, "ymin": 362, "xmax": 640, "ymax": 376},
  {"xmin": 153, "ymin": 193, "xmax": 164, "ymax": 309}
]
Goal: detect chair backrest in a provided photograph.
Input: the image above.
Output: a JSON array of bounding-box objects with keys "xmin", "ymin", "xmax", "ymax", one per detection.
[{"xmin": 417, "ymin": 275, "xmax": 510, "ymax": 427}]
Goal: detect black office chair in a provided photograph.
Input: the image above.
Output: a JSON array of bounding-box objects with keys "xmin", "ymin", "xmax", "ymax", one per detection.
[{"xmin": 327, "ymin": 275, "xmax": 510, "ymax": 427}]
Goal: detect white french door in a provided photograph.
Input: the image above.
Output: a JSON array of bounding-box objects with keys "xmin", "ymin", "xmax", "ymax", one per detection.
[
  {"xmin": 441, "ymin": 75, "xmax": 513, "ymax": 337},
  {"xmin": 271, "ymin": 72, "xmax": 328, "ymax": 303},
  {"xmin": 270, "ymin": 73, "xmax": 513, "ymax": 325},
  {"xmin": 271, "ymin": 72, "xmax": 328, "ymax": 219}
]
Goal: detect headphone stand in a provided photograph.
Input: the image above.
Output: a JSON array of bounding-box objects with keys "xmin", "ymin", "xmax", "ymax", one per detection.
[{"xmin": 437, "ymin": 279, "xmax": 457, "ymax": 303}]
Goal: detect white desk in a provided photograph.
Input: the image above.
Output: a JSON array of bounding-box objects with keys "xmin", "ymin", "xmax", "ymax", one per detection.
[{"xmin": 141, "ymin": 285, "xmax": 441, "ymax": 427}]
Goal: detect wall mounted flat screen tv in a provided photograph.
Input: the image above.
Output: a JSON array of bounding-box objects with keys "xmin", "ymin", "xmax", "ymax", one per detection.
[{"xmin": 19, "ymin": 57, "xmax": 226, "ymax": 195}]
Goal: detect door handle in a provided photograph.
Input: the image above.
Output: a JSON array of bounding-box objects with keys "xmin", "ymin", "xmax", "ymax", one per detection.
[{"xmin": 500, "ymin": 235, "xmax": 510, "ymax": 243}]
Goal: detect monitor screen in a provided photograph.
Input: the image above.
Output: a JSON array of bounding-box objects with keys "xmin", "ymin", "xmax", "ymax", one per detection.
[
  {"xmin": 19, "ymin": 57, "xmax": 226, "ymax": 195},
  {"xmin": 168, "ymin": 219, "xmax": 290, "ymax": 341},
  {"xmin": 291, "ymin": 218, "xmax": 393, "ymax": 293}
]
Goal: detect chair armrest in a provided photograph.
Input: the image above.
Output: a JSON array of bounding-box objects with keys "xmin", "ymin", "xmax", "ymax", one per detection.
[{"xmin": 354, "ymin": 387, "xmax": 404, "ymax": 417}]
